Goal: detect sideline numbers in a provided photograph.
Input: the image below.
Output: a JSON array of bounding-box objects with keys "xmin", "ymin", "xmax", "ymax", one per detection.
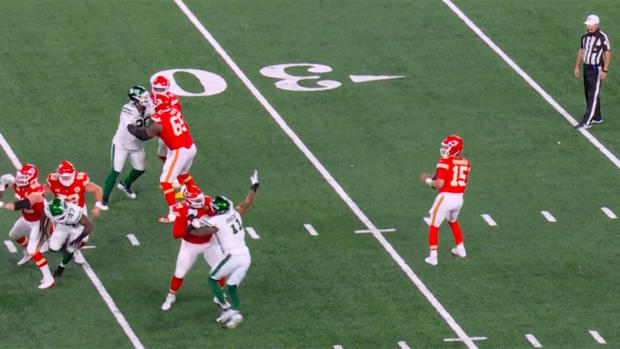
[
  {"xmin": 150, "ymin": 69, "xmax": 227, "ymax": 97},
  {"xmin": 259, "ymin": 63, "xmax": 341, "ymax": 91}
]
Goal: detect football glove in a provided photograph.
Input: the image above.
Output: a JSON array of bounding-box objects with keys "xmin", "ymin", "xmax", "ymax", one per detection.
[
  {"xmin": 70, "ymin": 232, "xmax": 87, "ymax": 248},
  {"xmin": 250, "ymin": 170, "xmax": 259, "ymax": 191}
]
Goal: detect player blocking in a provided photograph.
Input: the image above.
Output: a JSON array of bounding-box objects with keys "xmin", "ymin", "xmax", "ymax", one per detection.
[{"xmin": 421, "ymin": 135, "xmax": 470, "ymax": 266}]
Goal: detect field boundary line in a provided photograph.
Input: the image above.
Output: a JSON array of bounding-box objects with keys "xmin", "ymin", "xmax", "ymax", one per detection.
[
  {"xmin": 174, "ymin": 1, "xmax": 477, "ymax": 347},
  {"xmin": 442, "ymin": 0, "xmax": 620, "ymax": 170},
  {"xmin": 0, "ymin": 131, "xmax": 145, "ymax": 349}
]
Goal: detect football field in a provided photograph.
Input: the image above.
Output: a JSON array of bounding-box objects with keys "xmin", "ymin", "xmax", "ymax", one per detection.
[{"xmin": 1, "ymin": 1, "xmax": 620, "ymax": 348}]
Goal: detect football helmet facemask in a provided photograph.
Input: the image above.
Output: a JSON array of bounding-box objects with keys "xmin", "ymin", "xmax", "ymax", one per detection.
[
  {"xmin": 151, "ymin": 75, "xmax": 170, "ymax": 95},
  {"xmin": 15, "ymin": 164, "xmax": 38, "ymax": 187},
  {"xmin": 48, "ymin": 197, "xmax": 68, "ymax": 220},
  {"xmin": 57, "ymin": 160, "xmax": 76, "ymax": 187},
  {"xmin": 128, "ymin": 85, "xmax": 151, "ymax": 108},
  {"xmin": 440, "ymin": 135, "xmax": 464, "ymax": 158},
  {"xmin": 183, "ymin": 185, "xmax": 205, "ymax": 208},
  {"xmin": 211, "ymin": 195, "xmax": 232, "ymax": 215}
]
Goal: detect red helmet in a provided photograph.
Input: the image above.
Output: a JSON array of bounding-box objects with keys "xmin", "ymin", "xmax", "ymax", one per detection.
[
  {"xmin": 183, "ymin": 185, "xmax": 205, "ymax": 208},
  {"xmin": 153, "ymin": 93, "xmax": 171, "ymax": 113},
  {"xmin": 440, "ymin": 135, "xmax": 464, "ymax": 158},
  {"xmin": 57, "ymin": 161, "xmax": 76, "ymax": 186},
  {"xmin": 151, "ymin": 75, "xmax": 170, "ymax": 95},
  {"xmin": 15, "ymin": 164, "xmax": 38, "ymax": 187}
]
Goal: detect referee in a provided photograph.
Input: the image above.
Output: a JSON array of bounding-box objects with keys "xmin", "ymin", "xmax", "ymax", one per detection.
[{"xmin": 574, "ymin": 14, "xmax": 611, "ymax": 129}]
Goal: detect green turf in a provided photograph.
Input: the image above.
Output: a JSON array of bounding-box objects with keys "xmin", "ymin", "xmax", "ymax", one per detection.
[{"xmin": 1, "ymin": 0, "xmax": 619, "ymax": 348}]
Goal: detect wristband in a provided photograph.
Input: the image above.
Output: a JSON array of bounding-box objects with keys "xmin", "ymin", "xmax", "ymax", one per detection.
[
  {"xmin": 425, "ymin": 177, "xmax": 433, "ymax": 186},
  {"xmin": 603, "ymin": 69, "xmax": 608, "ymax": 73}
]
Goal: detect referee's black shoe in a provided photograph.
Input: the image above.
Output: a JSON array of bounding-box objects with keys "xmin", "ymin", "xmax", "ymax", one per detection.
[
  {"xmin": 591, "ymin": 118, "xmax": 605, "ymax": 125},
  {"xmin": 575, "ymin": 121, "xmax": 592, "ymax": 129}
]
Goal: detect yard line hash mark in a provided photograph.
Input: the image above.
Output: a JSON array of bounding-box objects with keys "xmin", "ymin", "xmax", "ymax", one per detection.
[
  {"xmin": 444, "ymin": 336, "xmax": 488, "ymax": 342},
  {"xmin": 601, "ymin": 207, "xmax": 617, "ymax": 219},
  {"xmin": 480, "ymin": 214, "xmax": 497, "ymax": 226},
  {"xmin": 397, "ymin": 340, "xmax": 412, "ymax": 349},
  {"xmin": 245, "ymin": 227, "xmax": 260, "ymax": 239},
  {"xmin": 4, "ymin": 240, "xmax": 17, "ymax": 253},
  {"xmin": 333, "ymin": 345, "xmax": 344, "ymax": 349},
  {"xmin": 355, "ymin": 228, "xmax": 396, "ymax": 234},
  {"xmin": 540, "ymin": 211, "xmax": 556, "ymax": 223},
  {"xmin": 442, "ymin": 0, "xmax": 620, "ymax": 170},
  {"xmin": 174, "ymin": 1, "xmax": 478, "ymax": 347},
  {"xmin": 303, "ymin": 224, "xmax": 319, "ymax": 236},
  {"xmin": 0, "ymin": 130, "xmax": 145, "ymax": 349},
  {"xmin": 589, "ymin": 330, "xmax": 607, "ymax": 344},
  {"xmin": 349, "ymin": 75, "xmax": 405, "ymax": 83},
  {"xmin": 525, "ymin": 333, "xmax": 543, "ymax": 348},
  {"xmin": 126, "ymin": 234, "xmax": 140, "ymax": 246}
]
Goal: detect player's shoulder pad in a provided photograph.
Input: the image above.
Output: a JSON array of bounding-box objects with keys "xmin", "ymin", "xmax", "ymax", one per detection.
[{"xmin": 122, "ymin": 103, "xmax": 139, "ymax": 114}]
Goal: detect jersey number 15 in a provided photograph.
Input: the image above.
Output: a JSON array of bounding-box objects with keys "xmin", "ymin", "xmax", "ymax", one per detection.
[{"xmin": 450, "ymin": 165, "xmax": 469, "ymax": 187}]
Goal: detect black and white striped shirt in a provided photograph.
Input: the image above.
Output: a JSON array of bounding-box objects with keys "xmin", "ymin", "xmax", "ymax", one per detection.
[{"xmin": 581, "ymin": 29, "xmax": 611, "ymax": 65}]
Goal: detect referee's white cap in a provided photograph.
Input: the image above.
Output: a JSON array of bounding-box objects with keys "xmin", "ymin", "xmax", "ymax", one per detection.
[{"xmin": 584, "ymin": 14, "xmax": 600, "ymax": 25}]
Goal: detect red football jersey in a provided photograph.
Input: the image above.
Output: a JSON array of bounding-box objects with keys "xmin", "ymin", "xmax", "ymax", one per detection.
[
  {"xmin": 435, "ymin": 157, "xmax": 471, "ymax": 193},
  {"xmin": 13, "ymin": 183, "xmax": 45, "ymax": 222},
  {"xmin": 47, "ymin": 172, "xmax": 89, "ymax": 207},
  {"xmin": 150, "ymin": 91, "xmax": 181, "ymax": 113},
  {"xmin": 172, "ymin": 201, "xmax": 216, "ymax": 244},
  {"xmin": 151, "ymin": 109, "xmax": 194, "ymax": 150}
]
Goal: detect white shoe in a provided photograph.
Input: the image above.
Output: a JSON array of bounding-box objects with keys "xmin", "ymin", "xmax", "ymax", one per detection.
[
  {"xmin": 226, "ymin": 313, "xmax": 243, "ymax": 329},
  {"xmin": 424, "ymin": 255, "xmax": 438, "ymax": 266},
  {"xmin": 39, "ymin": 276, "xmax": 56, "ymax": 290},
  {"xmin": 216, "ymin": 309, "xmax": 237, "ymax": 323},
  {"xmin": 17, "ymin": 251, "xmax": 32, "ymax": 266},
  {"xmin": 117, "ymin": 182, "xmax": 137, "ymax": 199},
  {"xmin": 74, "ymin": 250, "xmax": 85, "ymax": 265},
  {"xmin": 213, "ymin": 296, "xmax": 231, "ymax": 309},
  {"xmin": 451, "ymin": 244, "xmax": 467, "ymax": 258},
  {"xmin": 99, "ymin": 202, "xmax": 109, "ymax": 211},
  {"xmin": 161, "ymin": 293, "xmax": 176, "ymax": 311}
]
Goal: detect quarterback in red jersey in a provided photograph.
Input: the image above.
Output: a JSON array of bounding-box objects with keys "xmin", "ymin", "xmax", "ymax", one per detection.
[
  {"xmin": 421, "ymin": 135, "xmax": 471, "ymax": 266},
  {"xmin": 127, "ymin": 93, "xmax": 197, "ymax": 223},
  {"xmin": 151, "ymin": 75, "xmax": 182, "ymax": 163},
  {"xmin": 160, "ymin": 185, "xmax": 226, "ymax": 311},
  {"xmin": 0, "ymin": 164, "xmax": 55, "ymax": 289},
  {"xmin": 46, "ymin": 161, "xmax": 105, "ymax": 218}
]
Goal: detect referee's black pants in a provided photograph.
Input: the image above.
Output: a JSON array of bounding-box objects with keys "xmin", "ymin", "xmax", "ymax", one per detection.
[{"xmin": 582, "ymin": 64, "xmax": 603, "ymax": 124}]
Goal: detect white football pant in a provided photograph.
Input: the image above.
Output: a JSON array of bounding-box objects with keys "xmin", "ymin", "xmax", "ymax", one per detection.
[
  {"xmin": 174, "ymin": 238, "xmax": 225, "ymax": 279},
  {"xmin": 111, "ymin": 143, "xmax": 146, "ymax": 172},
  {"xmin": 428, "ymin": 192, "xmax": 464, "ymax": 228},
  {"xmin": 210, "ymin": 252, "xmax": 251, "ymax": 286},
  {"xmin": 49, "ymin": 224, "xmax": 87, "ymax": 254},
  {"xmin": 160, "ymin": 144, "xmax": 196, "ymax": 183},
  {"xmin": 9, "ymin": 217, "xmax": 43, "ymax": 255}
]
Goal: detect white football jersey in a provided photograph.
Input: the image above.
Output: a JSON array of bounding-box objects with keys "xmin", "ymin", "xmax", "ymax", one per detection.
[
  {"xmin": 201, "ymin": 209, "xmax": 249, "ymax": 256},
  {"xmin": 112, "ymin": 102, "xmax": 153, "ymax": 150},
  {"xmin": 45, "ymin": 201, "xmax": 83, "ymax": 226}
]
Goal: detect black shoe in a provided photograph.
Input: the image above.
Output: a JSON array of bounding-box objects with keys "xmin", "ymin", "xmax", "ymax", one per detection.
[
  {"xmin": 591, "ymin": 118, "xmax": 604, "ymax": 124},
  {"xmin": 575, "ymin": 121, "xmax": 591, "ymax": 129},
  {"xmin": 54, "ymin": 266, "xmax": 65, "ymax": 278}
]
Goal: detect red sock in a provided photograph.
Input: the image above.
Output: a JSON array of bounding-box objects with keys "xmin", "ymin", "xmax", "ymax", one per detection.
[
  {"xmin": 218, "ymin": 278, "xmax": 226, "ymax": 287},
  {"xmin": 448, "ymin": 221, "xmax": 463, "ymax": 245},
  {"xmin": 429, "ymin": 225, "xmax": 439, "ymax": 250},
  {"xmin": 16, "ymin": 237, "xmax": 28, "ymax": 247},
  {"xmin": 159, "ymin": 156, "xmax": 167, "ymax": 163},
  {"xmin": 178, "ymin": 173, "xmax": 195, "ymax": 187},
  {"xmin": 161, "ymin": 182, "xmax": 176, "ymax": 206},
  {"xmin": 170, "ymin": 276, "xmax": 184, "ymax": 293},
  {"xmin": 33, "ymin": 252, "xmax": 47, "ymax": 268}
]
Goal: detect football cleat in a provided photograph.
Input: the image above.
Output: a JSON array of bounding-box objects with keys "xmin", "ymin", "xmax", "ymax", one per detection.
[
  {"xmin": 216, "ymin": 309, "xmax": 238, "ymax": 324},
  {"xmin": 39, "ymin": 276, "xmax": 56, "ymax": 290},
  {"xmin": 424, "ymin": 254, "xmax": 438, "ymax": 266},
  {"xmin": 161, "ymin": 293, "xmax": 176, "ymax": 311},
  {"xmin": 213, "ymin": 296, "xmax": 231, "ymax": 310},
  {"xmin": 57, "ymin": 161, "xmax": 76, "ymax": 187},
  {"xmin": 225, "ymin": 313, "xmax": 244, "ymax": 329},
  {"xmin": 17, "ymin": 251, "xmax": 32, "ymax": 266},
  {"xmin": 151, "ymin": 75, "xmax": 170, "ymax": 95},
  {"xmin": 99, "ymin": 201, "xmax": 109, "ymax": 211},
  {"xmin": 117, "ymin": 181, "xmax": 136, "ymax": 199},
  {"xmin": 440, "ymin": 135, "xmax": 464, "ymax": 158},
  {"xmin": 15, "ymin": 164, "xmax": 38, "ymax": 187},
  {"xmin": 451, "ymin": 244, "xmax": 467, "ymax": 258},
  {"xmin": 73, "ymin": 250, "xmax": 85, "ymax": 264},
  {"xmin": 53, "ymin": 266, "xmax": 65, "ymax": 278},
  {"xmin": 591, "ymin": 118, "xmax": 604, "ymax": 124}
]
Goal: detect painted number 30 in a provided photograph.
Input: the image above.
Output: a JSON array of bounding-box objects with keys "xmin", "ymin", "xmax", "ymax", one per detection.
[{"xmin": 259, "ymin": 63, "xmax": 341, "ymax": 91}]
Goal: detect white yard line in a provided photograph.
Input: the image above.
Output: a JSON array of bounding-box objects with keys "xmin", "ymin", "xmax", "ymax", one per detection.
[
  {"xmin": 442, "ymin": 0, "xmax": 620, "ymax": 170},
  {"xmin": 525, "ymin": 334, "xmax": 543, "ymax": 348},
  {"xmin": 480, "ymin": 214, "xmax": 497, "ymax": 226},
  {"xmin": 355, "ymin": 228, "xmax": 396, "ymax": 234},
  {"xmin": 303, "ymin": 224, "xmax": 319, "ymax": 236},
  {"xmin": 0, "ymin": 130, "xmax": 144, "ymax": 349},
  {"xmin": 126, "ymin": 234, "xmax": 140, "ymax": 246},
  {"xmin": 174, "ymin": 1, "xmax": 478, "ymax": 347},
  {"xmin": 81, "ymin": 245, "xmax": 97, "ymax": 249},
  {"xmin": 601, "ymin": 207, "xmax": 617, "ymax": 219},
  {"xmin": 589, "ymin": 330, "xmax": 607, "ymax": 344},
  {"xmin": 245, "ymin": 226, "xmax": 260, "ymax": 239},
  {"xmin": 4, "ymin": 240, "xmax": 17, "ymax": 253},
  {"xmin": 397, "ymin": 340, "xmax": 412, "ymax": 349},
  {"xmin": 540, "ymin": 211, "xmax": 556, "ymax": 223}
]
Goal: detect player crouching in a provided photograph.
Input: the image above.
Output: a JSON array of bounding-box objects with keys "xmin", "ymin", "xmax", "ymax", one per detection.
[{"xmin": 44, "ymin": 198, "xmax": 94, "ymax": 279}]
